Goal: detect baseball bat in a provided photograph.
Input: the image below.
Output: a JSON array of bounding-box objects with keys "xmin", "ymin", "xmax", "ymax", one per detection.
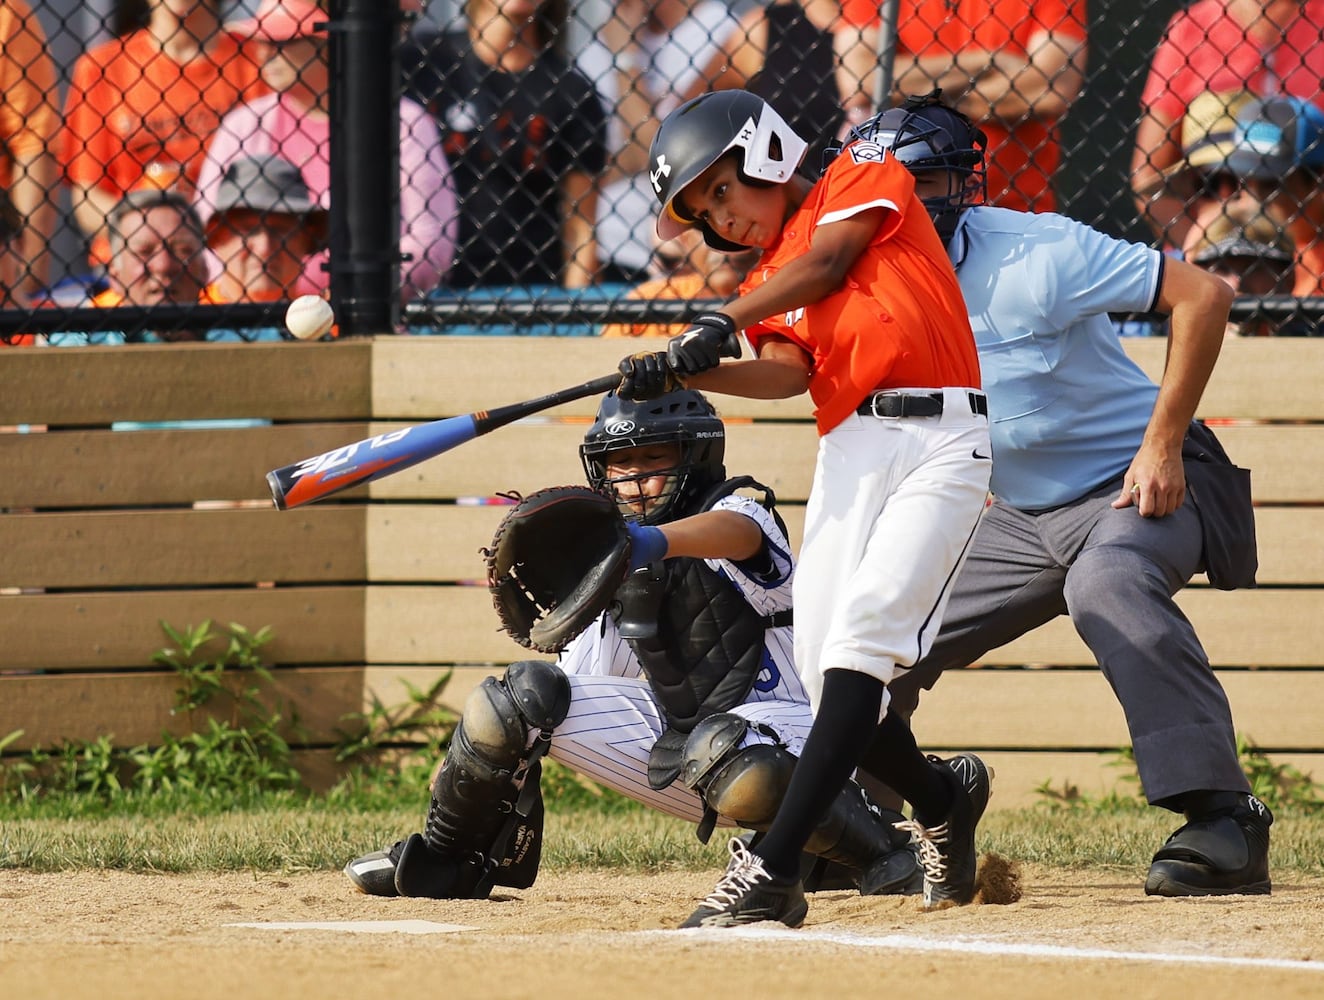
[{"xmin": 266, "ymin": 372, "xmax": 621, "ymax": 510}]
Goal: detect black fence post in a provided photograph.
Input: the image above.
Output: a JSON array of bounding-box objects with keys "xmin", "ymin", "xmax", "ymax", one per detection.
[{"xmin": 326, "ymin": 0, "xmax": 401, "ymax": 335}]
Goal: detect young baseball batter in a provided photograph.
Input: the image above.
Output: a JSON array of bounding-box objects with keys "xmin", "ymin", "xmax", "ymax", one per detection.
[
  {"xmin": 618, "ymin": 89, "xmax": 994, "ymax": 926},
  {"xmin": 345, "ymin": 388, "xmax": 921, "ymax": 902}
]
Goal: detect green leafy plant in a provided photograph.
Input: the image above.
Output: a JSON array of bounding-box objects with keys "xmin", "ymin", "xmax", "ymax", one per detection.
[
  {"xmin": 1036, "ymin": 736, "xmax": 1324, "ymax": 813},
  {"xmin": 1, "ymin": 621, "xmax": 305, "ymax": 805}
]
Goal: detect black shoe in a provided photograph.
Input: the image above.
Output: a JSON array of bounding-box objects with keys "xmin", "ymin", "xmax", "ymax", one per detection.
[
  {"xmin": 681, "ymin": 838, "xmax": 808, "ymax": 928},
  {"xmin": 344, "ymin": 839, "xmax": 406, "ymax": 897},
  {"xmin": 1145, "ymin": 794, "xmax": 1273, "ymax": 897},
  {"xmin": 894, "ymin": 753, "xmax": 992, "ymax": 907},
  {"xmin": 858, "ymin": 840, "xmax": 924, "ymax": 896}
]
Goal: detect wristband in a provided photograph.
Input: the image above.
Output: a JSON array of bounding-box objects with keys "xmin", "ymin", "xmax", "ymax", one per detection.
[{"xmin": 626, "ymin": 522, "xmax": 668, "ymax": 570}]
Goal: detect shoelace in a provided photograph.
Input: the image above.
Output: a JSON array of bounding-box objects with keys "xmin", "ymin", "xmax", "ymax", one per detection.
[
  {"xmin": 698, "ymin": 837, "xmax": 775, "ymax": 911},
  {"xmin": 893, "ymin": 818, "xmax": 951, "ymax": 884}
]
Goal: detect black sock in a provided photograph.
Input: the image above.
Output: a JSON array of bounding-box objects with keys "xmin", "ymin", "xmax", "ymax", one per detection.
[
  {"xmin": 859, "ymin": 711, "xmax": 953, "ymax": 825},
  {"xmin": 753, "ymin": 669, "xmax": 884, "ymax": 878}
]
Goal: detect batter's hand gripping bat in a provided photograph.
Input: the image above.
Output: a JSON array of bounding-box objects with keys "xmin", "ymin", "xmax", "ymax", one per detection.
[{"xmin": 266, "ymin": 373, "xmax": 621, "ymax": 510}]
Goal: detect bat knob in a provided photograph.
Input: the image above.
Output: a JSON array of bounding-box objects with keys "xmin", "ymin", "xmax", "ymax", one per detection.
[{"xmin": 266, "ymin": 471, "xmax": 289, "ymax": 511}]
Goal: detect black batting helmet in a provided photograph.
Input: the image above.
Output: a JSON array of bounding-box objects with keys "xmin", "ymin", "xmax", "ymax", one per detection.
[
  {"xmin": 851, "ymin": 91, "xmax": 987, "ymax": 241},
  {"xmin": 581, "ymin": 389, "xmax": 726, "ymax": 525},
  {"xmin": 649, "ymin": 90, "xmax": 809, "ymax": 251}
]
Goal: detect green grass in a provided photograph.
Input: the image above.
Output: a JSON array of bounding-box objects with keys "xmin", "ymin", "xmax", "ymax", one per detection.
[{"xmin": 2, "ymin": 804, "xmax": 1321, "ymax": 877}]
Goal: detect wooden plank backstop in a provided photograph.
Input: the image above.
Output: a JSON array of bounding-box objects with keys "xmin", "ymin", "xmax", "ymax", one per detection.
[{"xmin": 2, "ymin": 336, "xmax": 1320, "ymax": 808}]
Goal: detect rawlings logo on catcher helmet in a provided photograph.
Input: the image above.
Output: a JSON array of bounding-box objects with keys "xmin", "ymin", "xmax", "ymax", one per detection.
[{"xmin": 604, "ymin": 419, "xmax": 636, "ymax": 436}]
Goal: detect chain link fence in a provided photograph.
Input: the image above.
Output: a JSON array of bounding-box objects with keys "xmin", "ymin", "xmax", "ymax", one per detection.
[{"xmin": 1, "ymin": 0, "xmax": 1321, "ymax": 342}]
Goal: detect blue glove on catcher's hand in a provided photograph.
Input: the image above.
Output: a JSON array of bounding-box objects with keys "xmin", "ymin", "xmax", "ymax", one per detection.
[
  {"xmin": 626, "ymin": 522, "xmax": 668, "ymax": 570},
  {"xmin": 666, "ymin": 313, "xmax": 741, "ymax": 376}
]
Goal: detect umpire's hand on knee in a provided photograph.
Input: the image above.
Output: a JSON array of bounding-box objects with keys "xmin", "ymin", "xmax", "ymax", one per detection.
[{"xmin": 618, "ymin": 351, "xmax": 678, "ymax": 401}]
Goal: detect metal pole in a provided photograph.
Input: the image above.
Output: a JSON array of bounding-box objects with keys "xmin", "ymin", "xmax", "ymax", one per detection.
[
  {"xmin": 326, "ymin": 0, "xmax": 401, "ymax": 335},
  {"xmin": 873, "ymin": 0, "xmax": 899, "ymax": 111}
]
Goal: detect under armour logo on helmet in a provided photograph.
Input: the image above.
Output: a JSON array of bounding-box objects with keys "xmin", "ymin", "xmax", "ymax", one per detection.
[{"xmin": 650, "ymin": 155, "xmax": 672, "ymax": 194}]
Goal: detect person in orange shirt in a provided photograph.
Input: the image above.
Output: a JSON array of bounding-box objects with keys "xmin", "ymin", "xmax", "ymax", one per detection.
[
  {"xmin": 617, "ymin": 90, "xmax": 993, "ymax": 926},
  {"xmin": 1, "ymin": 0, "xmax": 59, "ymax": 305},
  {"xmin": 599, "ymin": 229, "xmax": 757, "ymax": 339},
  {"xmin": 59, "ymin": 0, "xmax": 265, "ymax": 267},
  {"xmin": 839, "ymin": 0, "xmax": 1087, "ymax": 213}
]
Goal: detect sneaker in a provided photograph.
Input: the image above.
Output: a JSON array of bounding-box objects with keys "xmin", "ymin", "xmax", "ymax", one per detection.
[
  {"xmin": 344, "ymin": 840, "xmax": 406, "ymax": 897},
  {"xmin": 680, "ymin": 837, "xmax": 808, "ymax": 929},
  {"xmin": 1145, "ymin": 794, "xmax": 1273, "ymax": 897},
  {"xmin": 892, "ymin": 753, "xmax": 992, "ymax": 907}
]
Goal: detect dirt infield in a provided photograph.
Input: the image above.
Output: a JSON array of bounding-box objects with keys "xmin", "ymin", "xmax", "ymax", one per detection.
[{"xmin": 2, "ymin": 863, "xmax": 1322, "ymax": 1000}]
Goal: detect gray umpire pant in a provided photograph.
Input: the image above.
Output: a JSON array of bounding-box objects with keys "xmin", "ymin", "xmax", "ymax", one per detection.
[{"xmin": 888, "ymin": 478, "xmax": 1251, "ymax": 808}]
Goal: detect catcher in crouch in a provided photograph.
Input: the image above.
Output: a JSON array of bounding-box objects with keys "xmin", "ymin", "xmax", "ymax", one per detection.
[{"xmin": 345, "ymin": 387, "xmax": 920, "ymax": 900}]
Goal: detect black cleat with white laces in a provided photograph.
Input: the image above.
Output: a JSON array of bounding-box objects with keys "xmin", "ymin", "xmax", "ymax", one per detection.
[
  {"xmin": 344, "ymin": 839, "xmax": 407, "ymax": 897},
  {"xmin": 892, "ymin": 753, "xmax": 992, "ymax": 907},
  {"xmin": 681, "ymin": 837, "xmax": 809, "ymax": 928}
]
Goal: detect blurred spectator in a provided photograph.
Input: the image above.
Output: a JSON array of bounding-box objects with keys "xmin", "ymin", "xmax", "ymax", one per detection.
[
  {"xmin": 684, "ymin": 0, "xmax": 859, "ymax": 174},
  {"xmin": 202, "ymin": 153, "xmax": 328, "ymax": 309},
  {"xmin": 579, "ymin": 0, "xmax": 739, "ymax": 283},
  {"xmin": 59, "ymin": 0, "xmax": 265, "ymax": 268},
  {"xmin": 1132, "ymin": 0, "xmax": 1324, "ymax": 245},
  {"xmin": 839, "ymin": 0, "xmax": 1087, "ymax": 213},
  {"xmin": 1, "ymin": 0, "xmax": 60, "ymax": 305},
  {"xmin": 0, "ymin": 189, "xmax": 37, "ymax": 345},
  {"xmin": 1188, "ymin": 208, "xmax": 1296, "ymax": 336},
  {"xmin": 599, "ymin": 228, "xmax": 757, "ymax": 338},
  {"xmin": 1134, "ymin": 89, "xmax": 1258, "ymax": 253},
  {"xmin": 1223, "ymin": 96, "xmax": 1324, "ymax": 298},
  {"xmin": 196, "ymin": 0, "xmax": 455, "ymax": 300},
  {"xmin": 48, "ymin": 188, "xmax": 210, "ymax": 344},
  {"xmin": 403, "ymin": 0, "xmax": 606, "ymax": 288}
]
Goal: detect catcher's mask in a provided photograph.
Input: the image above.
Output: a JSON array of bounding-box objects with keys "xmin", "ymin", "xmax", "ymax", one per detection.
[
  {"xmin": 581, "ymin": 389, "xmax": 726, "ymax": 525},
  {"xmin": 849, "ymin": 90, "xmax": 987, "ymax": 244},
  {"xmin": 651, "ymin": 90, "xmax": 808, "ymax": 251}
]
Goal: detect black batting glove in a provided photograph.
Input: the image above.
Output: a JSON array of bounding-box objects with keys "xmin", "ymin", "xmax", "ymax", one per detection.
[
  {"xmin": 618, "ymin": 351, "xmax": 680, "ymax": 401},
  {"xmin": 666, "ymin": 312, "xmax": 741, "ymax": 376}
]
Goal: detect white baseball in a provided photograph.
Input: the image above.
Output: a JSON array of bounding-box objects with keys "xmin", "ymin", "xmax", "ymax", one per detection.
[{"xmin": 285, "ymin": 295, "xmax": 335, "ymax": 341}]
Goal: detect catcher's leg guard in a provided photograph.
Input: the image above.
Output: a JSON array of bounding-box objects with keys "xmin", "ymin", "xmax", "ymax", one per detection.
[
  {"xmin": 680, "ymin": 714, "xmax": 921, "ymax": 896},
  {"xmin": 394, "ymin": 660, "xmax": 571, "ymax": 899}
]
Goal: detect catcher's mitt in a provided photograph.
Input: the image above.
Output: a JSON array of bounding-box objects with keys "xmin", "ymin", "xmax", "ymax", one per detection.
[{"xmin": 483, "ymin": 486, "xmax": 632, "ymax": 653}]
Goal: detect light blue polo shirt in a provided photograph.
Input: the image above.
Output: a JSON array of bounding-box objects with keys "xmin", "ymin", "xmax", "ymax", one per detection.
[{"xmin": 950, "ymin": 207, "xmax": 1164, "ymax": 510}]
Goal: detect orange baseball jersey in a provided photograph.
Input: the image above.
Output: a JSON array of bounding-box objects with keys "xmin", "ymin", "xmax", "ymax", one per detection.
[
  {"xmin": 841, "ymin": 0, "xmax": 1087, "ymax": 214},
  {"xmin": 741, "ymin": 140, "xmax": 980, "ymax": 435}
]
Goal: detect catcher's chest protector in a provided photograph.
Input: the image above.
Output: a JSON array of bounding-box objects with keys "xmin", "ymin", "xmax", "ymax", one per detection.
[
  {"xmin": 613, "ymin": 556, "xmax": 769, "ymax": 734},
  {"xmin": 612, "ymin": 476, "xmax": 786, "ymax": 789}
]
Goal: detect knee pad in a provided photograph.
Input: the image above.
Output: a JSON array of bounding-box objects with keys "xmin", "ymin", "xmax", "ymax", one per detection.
[
  {"xmin": 698, "ymin": 744, "xmax": 796, "ymax": 830},
  {"xmin": 678, "ymin": 713, "xmax": 755, "ymax": 792},
  {"xmin": 504, "ymin": 659, "xmax": 572, "ymax": 731},
  {"xmin": 457, "ymin": 660, "xmax": 570, "ymax": 772}
]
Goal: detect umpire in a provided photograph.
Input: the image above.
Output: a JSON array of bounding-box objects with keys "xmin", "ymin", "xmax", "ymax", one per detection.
[{"xmin": 860, "ymin": 93, "xmax": 1271, "ymax": 897}]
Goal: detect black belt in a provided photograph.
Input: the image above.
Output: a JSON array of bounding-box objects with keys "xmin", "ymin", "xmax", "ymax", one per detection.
[{"xmin": 856, "ymin": 389, "xmax": 988, "ymax": 419}]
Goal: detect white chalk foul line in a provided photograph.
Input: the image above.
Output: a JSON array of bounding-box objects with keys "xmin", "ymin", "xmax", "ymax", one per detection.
[
  {"xmin": 665, "ymin": 926, "xmax": 1323, "ymax": 974},
  {"xmin": 226, "ymin": 920, "xmax": 476, "ymax": 935}
]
